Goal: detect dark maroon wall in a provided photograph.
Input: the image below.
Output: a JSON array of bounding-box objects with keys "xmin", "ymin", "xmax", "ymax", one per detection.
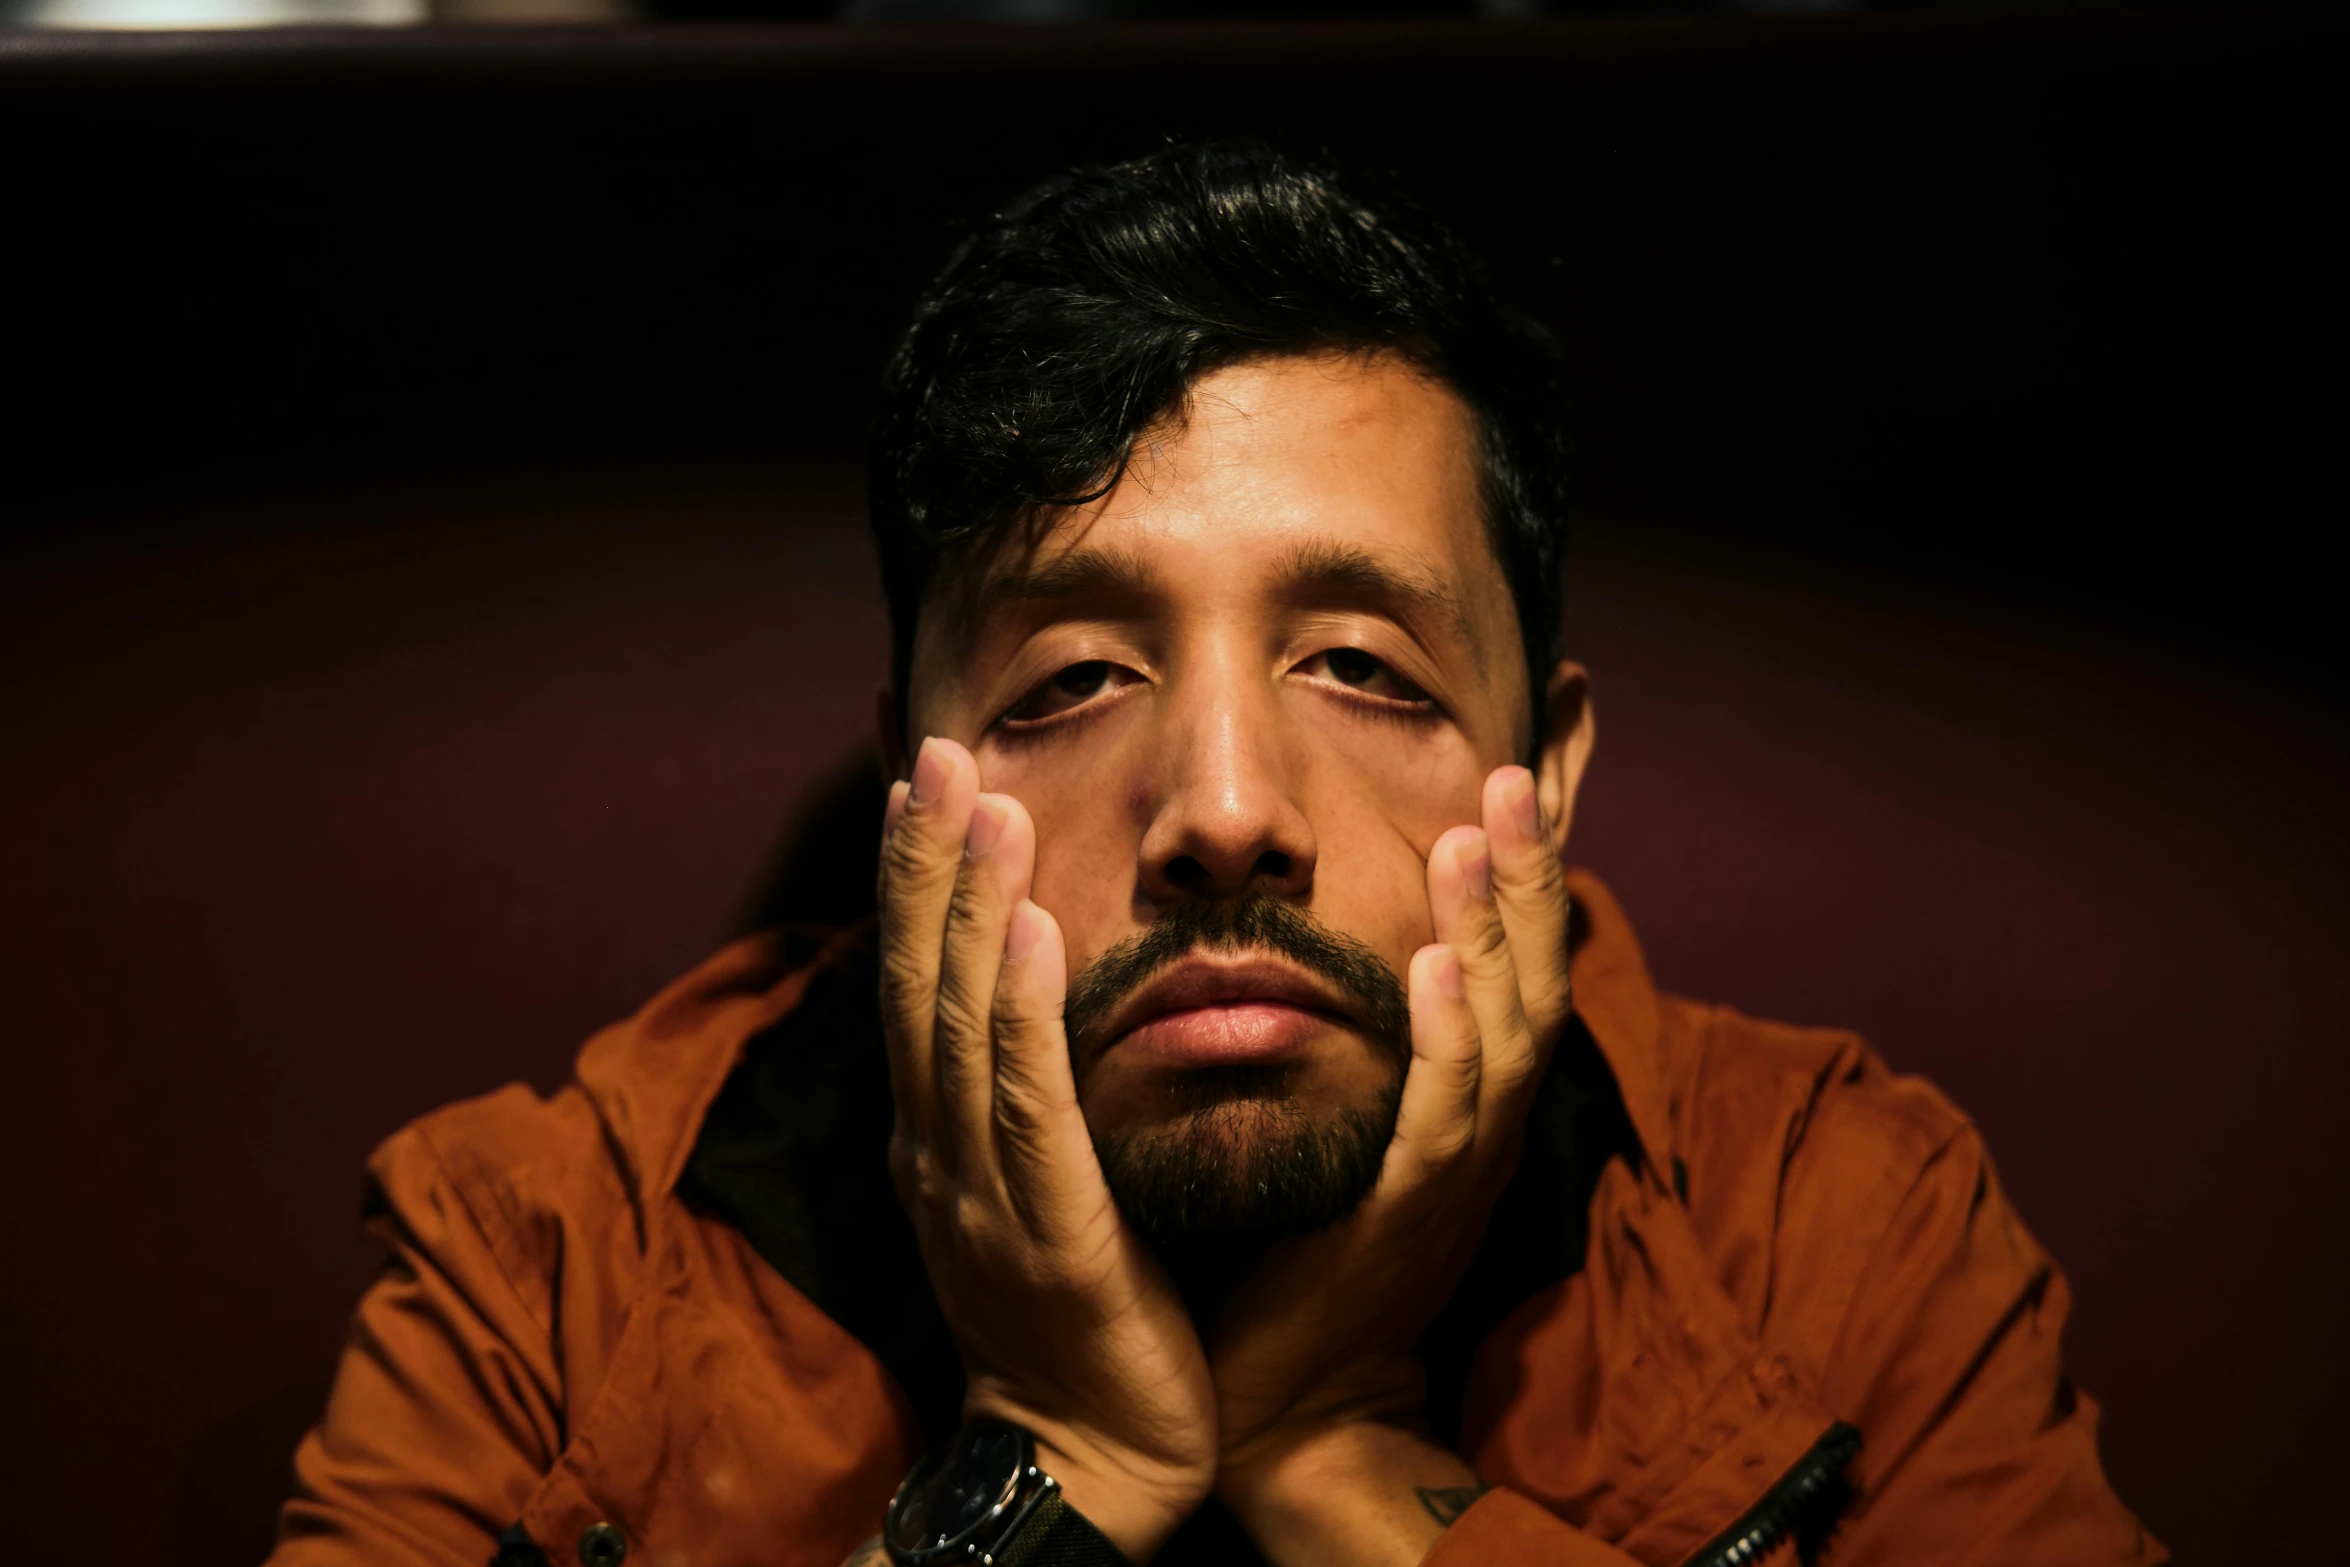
[
  {"xmin": 4, "ymin": 460, "xmax": 2342, "ymax": 1566},
  {"xmin": 6, "ymin": 18, "xmax": 2345, "ymax": 1562}
]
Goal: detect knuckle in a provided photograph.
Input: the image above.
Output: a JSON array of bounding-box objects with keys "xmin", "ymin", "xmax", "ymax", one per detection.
[
  {"xmin": 1424, "ymin": 1122, "xmax": 1477, "ymax": 1165},
  {"xmin": 931, "ymin": 971, "xmax": 994, "ymax": 1048},
  {"xmin": 879, "ymin": 952, "xmax": 936, "ymax": 1018},
  {"xmin": 1437, "ymin": 1052, "xmax": 1484, "ymax": 1100},
  {"xmin": 1485, "ymin": 1015, "xmax": 1538, "ymax": 1072},
  {"xmin": 890, "ymin": 1137, "xmax": 944, "ymax": 1209},
  {"xmin": 1488, "ymin": 1043, "xmax": 1538, "ymax": 1096},
  {"xmin": 993, "ymin": 985, "xmax": 1052, "ymax": 1047},
  {"xmin": 990, "ymin": 977, "xmax": 1031, "ymax": 1029},
  {"xmin": 1481, "ymin": 1036, "xmax": 1543, "ymax": 1105},
  {"xmin": 1509, "ymin": 839, "xmax": 1568, "ymax": 893},
  {"xmin": 947, "ymin": 1191, "xmax": 1004, "ymax": 1254},
  {"xmin": 1456, "ymin": 907, "xmax": 1513, "ymax": 967},
  {"xmin": 1405, "ymin": 1110, "xmax": 1477, "ymax": 1170},
  {"xmin": 945, "ymin": 860, "xmax": 995, "ymax": 929},
  {"xmin": 993, "ymin": 1070, "xmax": 1071, "ymax": 1140},
  {"xmin": 1520, "ymin": 972, "xmax": 1573, "ymax": 1033},
  {"xmin": 991, "ymin": 1111, "xmax": 1053, "ymax": 1177},
  {"xmin": 990, "ymin": 1045, "xmax": 1037, "ymax": 1098},
  {"xmin": 881, "ymin": 826, "xmax": 958, "ymax": 903},
  {"xmin": 882, "ymin": 811, "xmax": 940, "ymax": 869}
]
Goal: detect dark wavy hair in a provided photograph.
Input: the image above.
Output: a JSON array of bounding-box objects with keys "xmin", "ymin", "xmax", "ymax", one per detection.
[{"xmin": 867, "ymin": 141, "xmax": 1573, "ymax": 742}]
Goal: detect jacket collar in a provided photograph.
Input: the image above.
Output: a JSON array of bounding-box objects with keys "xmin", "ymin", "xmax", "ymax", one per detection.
[
  {"xmin": 1561, "ymin": 867, "xmax": 1677, "ymax": 1186},
  {"xmin": 572, "ymin": 924, "xmax": 870, "ymax": 1229}
]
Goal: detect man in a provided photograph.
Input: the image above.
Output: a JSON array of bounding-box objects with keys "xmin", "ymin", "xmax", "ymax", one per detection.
[{"xmin": 270, "ymin": 144, "xmax": 2158, "ymax": 1566}]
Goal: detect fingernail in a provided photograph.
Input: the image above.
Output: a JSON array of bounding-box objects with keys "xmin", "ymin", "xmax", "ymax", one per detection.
[
  {"xmin": 965, "ymin": 795, "xmax": 1007, "ymax": 859},
  {"xmin": 1461, "ymin": 833, "xmax": 1492, "ymax": 902},
  {"xmin": 1005, "ymin": 900, "xmax": 1043, "ymax": 964},
  {"xmin": 1434, "ymin": 945, "xmax": 1464, "ymax": 1001},
  {"xmin": 1507, "ymin": 768, "xmax": 1540, "ymax": 839},
  {"xmin": 882, "ymin": 780, "xmax": 910, "ymax": 840},
  {"xmin": 909, "ymin": 737, "xmax": 947, "ymax": 807}
]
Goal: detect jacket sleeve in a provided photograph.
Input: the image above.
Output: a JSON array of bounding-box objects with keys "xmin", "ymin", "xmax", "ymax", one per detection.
[
  {"xmin": 268, "ymin": 1116, "xmax": 569, "ymax": 1567},
  {"xmin": 1821, "ymin": 1125, "xmax": 2163, "ymax": 1564},
  {"xmin": 1421, "ymin": 1488, "xmax": 1648, "ymax": 1566}
]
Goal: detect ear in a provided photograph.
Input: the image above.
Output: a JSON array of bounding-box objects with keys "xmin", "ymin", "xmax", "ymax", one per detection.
[
  {"xmin": 875, "ymin": 682, "xmax": 908, "ymax": 782},
  {"xmin": 1533, "ymin": 660, "xmax": 1594, "ymax": 855}
]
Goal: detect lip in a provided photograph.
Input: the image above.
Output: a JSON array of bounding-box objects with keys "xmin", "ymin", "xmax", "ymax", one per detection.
[{"xmin": 1097, "ymin": 955, "xmax": 1357, "ymax": 1070}]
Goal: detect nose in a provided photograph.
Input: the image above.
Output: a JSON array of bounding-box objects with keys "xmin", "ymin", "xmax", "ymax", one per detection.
[{"xmin": 1134, "ymin": 668, "xmax": 1317, "ymax": 908}]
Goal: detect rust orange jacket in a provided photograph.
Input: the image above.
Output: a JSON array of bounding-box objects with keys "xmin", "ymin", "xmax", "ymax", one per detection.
[{"xmin": 269, "ymin": 872, "xmax": 2159, "ymax": 1567}]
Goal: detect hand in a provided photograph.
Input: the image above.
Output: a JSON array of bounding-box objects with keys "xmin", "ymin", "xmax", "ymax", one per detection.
[
  {"xmin": 877, "ymin": 737, "xmax": 1217, "ymax": 1561},
  {"xmin": 1206, "ymin": 764, "xmax": 1574, "ymax": 1561}
]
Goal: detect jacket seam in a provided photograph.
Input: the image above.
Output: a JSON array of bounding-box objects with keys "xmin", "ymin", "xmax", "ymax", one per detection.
[
  {"xmin": 1780, "ymin": 1090, "xmax": 1958, "ymax": 1378},
  {"xmin": 411, "ymin": 1119, "xmax": 561, "ymax": 1355},
  {"xmin": 1682, "ymin": 1006, "xmax": 1935, "ymax": 1361},
  {"xmin": 520, "ymin": 1254, "xmax": 675, "ymax": 1549},
  {"xmin": 1814, "ymin": 1119, "xmax": 1993, "ymax": 1503}
]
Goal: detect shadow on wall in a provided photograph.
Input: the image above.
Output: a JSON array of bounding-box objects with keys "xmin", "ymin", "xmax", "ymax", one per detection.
[
  {"xmin": 736, "ymin": 755, "xmax": 891, "ymax": 935},
  {"xmin": 177, "ymin": 1369, "xmax": 342, "ymax": 1567}
]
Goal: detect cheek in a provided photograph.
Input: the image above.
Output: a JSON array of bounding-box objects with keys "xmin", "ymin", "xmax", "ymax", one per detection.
[
  {"xmin": 978, "ymin": 742, "xmax": 1144, "ymax": 973},
  {"xmin": 1326, "ymin": 830, "xmax": 1440, "ymax": 976},
  {"xmin": 1293, "ymin": 698, "xmax": 1490, "ymax": 855},
  {"xmin": 1295, "ymin": 738, "xmax": 1490, "ymax": 975}
]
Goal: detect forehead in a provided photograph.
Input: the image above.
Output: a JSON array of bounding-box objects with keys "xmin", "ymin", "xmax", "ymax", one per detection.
[{"xmin": 935, "ymin": 350, "xmax": 1509, "ymax": 642}]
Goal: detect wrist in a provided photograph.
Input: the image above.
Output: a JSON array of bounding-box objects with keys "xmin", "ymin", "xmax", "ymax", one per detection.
[
  {"xmin": 1030, "ymin": 1433, "xmax": 1206, "ymax": 1563},
  {"xmin": 1218, "ymin": 1421, "xmax": 1479, "ymax": 1567},
  {"xmin": 952, "ymin": 1402, "xmax": 1207, "ymax": 1566},
  {"xmin": 1216, "ymin": 1416, "xmax": 1384, "ymax": 1525},
  {"xmin": 956, "ymin": 1366, "xmax": 1215, "ymax": 1562},
  {"xmin": 885, "ymin": 1413, "xmax": 1204, "ymax": 1567}
]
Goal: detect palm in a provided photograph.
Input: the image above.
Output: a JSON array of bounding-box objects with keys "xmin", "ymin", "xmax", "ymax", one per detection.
[{"xmin": 948, "ymin": 1064, "xmax": 1219, "ymax": 1495}]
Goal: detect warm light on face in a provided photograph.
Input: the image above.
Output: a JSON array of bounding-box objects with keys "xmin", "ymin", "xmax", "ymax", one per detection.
[{"xmin": 905, "ymin": 352, "xmax": 1531, "ymax": 1173}]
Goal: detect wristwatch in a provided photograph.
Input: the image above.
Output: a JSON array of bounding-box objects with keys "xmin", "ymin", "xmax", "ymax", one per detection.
[{"xmin": 883, "ymin": 1419, "xmax": 1129, "ymax": 1567}]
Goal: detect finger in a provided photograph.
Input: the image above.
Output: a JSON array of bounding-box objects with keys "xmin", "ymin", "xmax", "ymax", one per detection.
[
  {"xmin": 991, "ymin": 897, "xmax": 1099, "ymax": 1231},
  {"xmin": 934, "ymin": 790, "xmax": 1036, "ymax": 1165},
  {"xmin": 882, "ymin": 778, "xmax": 911, "ymax": 843},
  {"xmin": 876, "ymin": 737, "xmax": 979, "ymax": 1143},
  {"xmin": 874, "ymin": 780, "xmax": 911, "ymax": 914},
  {"xmin": 1425, "ymin": 825, "xmax": 1542, "ymax": 1126},
  {"xmin": 1383, "ymin": 942, "xmax": 1481, "ymax": 1189},
  {"xmin": 1482, "ymin": 765, "xmax": 1573, "ymax": 1044}
]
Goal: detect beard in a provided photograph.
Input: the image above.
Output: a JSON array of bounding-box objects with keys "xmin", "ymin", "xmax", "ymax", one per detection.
[{"xmin": 1065, "ymin": 895, "xmax": 1412, "ymax": 1262}]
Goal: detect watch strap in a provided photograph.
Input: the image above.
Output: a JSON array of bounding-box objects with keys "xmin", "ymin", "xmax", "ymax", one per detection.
[{"xmin": 995, "ymin": 1487, "xmax": 1128, "ymax": 1567}]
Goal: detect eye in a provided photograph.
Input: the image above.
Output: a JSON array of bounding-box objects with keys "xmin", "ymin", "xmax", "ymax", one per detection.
[
  {"xmin": 1297, "ymin": 647, "xmax": 1435, "ymax": 707},
  {"xmin": 1000, "ymin": 660, "xmax": 1139, "ymax": 726}
]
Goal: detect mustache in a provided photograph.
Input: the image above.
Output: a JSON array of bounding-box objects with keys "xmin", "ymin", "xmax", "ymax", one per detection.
[{"xmin": 1063, "ymin": 893, "xmax": 1412, "ymax": 1063}]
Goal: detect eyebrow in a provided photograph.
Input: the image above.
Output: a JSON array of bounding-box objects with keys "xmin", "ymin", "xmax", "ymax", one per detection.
[
  {"xmin": 966, "ymin": 534, "xmax": 1479, "ymax": 653},
  {"xmin": 1271, "ymin": 537, "xmax": 1479, "ymax": 651},
  {"xmin": 977, "ymin": 543, "xmax": 1158, "ymax": 612}
]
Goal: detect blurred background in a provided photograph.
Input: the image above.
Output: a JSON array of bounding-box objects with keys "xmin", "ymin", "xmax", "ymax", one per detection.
[{"xmin": 2, "ymin": 5, "xmax": 2344, "ymax": 1565}]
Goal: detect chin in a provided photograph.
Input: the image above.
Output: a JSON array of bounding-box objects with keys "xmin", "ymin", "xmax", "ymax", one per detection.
[{"xmin": 1089, "ymin": 1063, "xmax": 1401, "ymax": 1253}]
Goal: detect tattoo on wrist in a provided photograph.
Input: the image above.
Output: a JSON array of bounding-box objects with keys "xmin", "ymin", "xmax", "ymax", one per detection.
[
  {"xmin": 843, "ymin": 1534, "xmax": 890, "ymax": 1567},
  {"xmin": 1415, "ymin": 1485, "xmax": 1489, "ymax": 1527}
]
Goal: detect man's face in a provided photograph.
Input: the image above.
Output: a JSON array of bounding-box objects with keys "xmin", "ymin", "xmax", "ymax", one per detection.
[{"xmin": 903, "ymin": 352, "xmax": 1536, "ymax": 1244}]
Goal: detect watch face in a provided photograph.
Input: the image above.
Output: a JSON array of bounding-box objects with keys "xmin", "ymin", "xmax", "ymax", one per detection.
[{"xmin": 887, "ymin": 1421, "xmax": 1029, "ymax": 1559}]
